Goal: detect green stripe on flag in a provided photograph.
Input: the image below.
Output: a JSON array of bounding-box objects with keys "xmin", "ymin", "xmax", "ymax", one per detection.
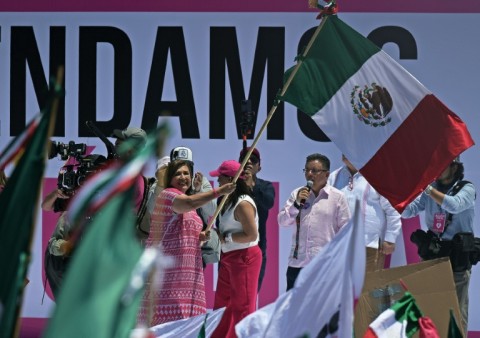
[
  {"xmin": 44, "ymin": 188, "xmax": 144, "ymax": 338},
  {"xmin": 0, "ymin": 73, "xmax": 61, "ymax": 337},
  {"xmin": 282, "ymin": 15, "xmax": 380, "ymax": 115},
  {"xmin": 391, "ymin": 292, "xmax": 423, "ymax": 337}
]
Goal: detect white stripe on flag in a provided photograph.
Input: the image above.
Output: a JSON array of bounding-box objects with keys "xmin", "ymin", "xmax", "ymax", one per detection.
[
  {"xmin": 141, "ymin": 307, "xmax": 226, "ymax": 338},
  {"xmin": 236, "ymin": 201, "xmax": 365, "ymax": 337},
  {"xmin": 312, "ymin": 50, "xmax": 430, "ymax": 169}
]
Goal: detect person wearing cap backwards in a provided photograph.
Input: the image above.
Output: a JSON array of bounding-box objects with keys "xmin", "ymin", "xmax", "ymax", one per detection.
[
  {"xmin": 402, "ymin": 156, "xmax": 476, "ymax": 334},
  {"xmin": 137, "ymin": 158, "xmax": 236, "ymax": 326},
  {"xmin": 147, "ymin": 147, "xmax": 219, "ymax": 267},
  {"xmin": 209, "ymin": 160, "xmax": 262, "ymax": 338},
  {"xmin": 239, "ymin": 147, "xmax": 275, "ymax": 291}
]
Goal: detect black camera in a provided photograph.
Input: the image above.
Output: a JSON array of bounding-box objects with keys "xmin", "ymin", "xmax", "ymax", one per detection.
[
  {"xmin": 57, "ymin": 154, "xmax": 107, "ymax": 195},
  {"xmin": 410, "ymin": 229, "xmax": 442, "ymax": 259},
  {"xmin": 49, "ymin": 140, "xmax": 87, "ymax": 161}
]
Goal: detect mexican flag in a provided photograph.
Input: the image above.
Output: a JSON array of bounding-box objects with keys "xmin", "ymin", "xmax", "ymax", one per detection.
[
  {"xmin": 44, "ymin": 127, "xmax": 169, "ymax": 338},
  {"xmin": 0, "ymin": 74, "xmax": 60, "ymax": 338},
  {"xmin": 363, "ymin": 292, "xmax": 439, "ymax": 338},
  {"xmin": 281, "ymin": 15, "xmax": 474, "ymax": 212}
]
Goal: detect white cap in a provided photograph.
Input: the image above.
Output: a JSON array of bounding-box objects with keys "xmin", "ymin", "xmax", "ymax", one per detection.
[
  {"xmin": 170, "ymin": 147, "xmax": 193, "ymax": 163},
  {"xmin": 156, "ymin": 156, "xmax": 170, "ymax": 170}
]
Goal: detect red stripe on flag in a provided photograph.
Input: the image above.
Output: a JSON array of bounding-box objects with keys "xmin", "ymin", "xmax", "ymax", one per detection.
[{"xmin": 361, "ymin": 94, "xmax": 474, "ymax": 213}]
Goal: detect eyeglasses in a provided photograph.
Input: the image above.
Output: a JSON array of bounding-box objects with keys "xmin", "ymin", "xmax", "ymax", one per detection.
[{"xmin": 303, "ymin": 168, "xmax": 328, "ymax": 175}]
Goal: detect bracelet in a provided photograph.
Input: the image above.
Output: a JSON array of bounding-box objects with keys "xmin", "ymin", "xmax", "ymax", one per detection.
[
  {"xmin": 425, "ymin": 185, "xmax": 433, "ymax": 196},
  {"xmin": 213, "ymin": 188, "xmax": 219, "ymax": 198}
]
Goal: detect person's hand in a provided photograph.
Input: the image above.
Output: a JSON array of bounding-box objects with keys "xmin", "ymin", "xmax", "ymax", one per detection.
[
  {"xmin": 295, "ymin": 187, "xmax": 310, "ymax": 204},
  {"xmin": 243, "ymin": 170, "xmax": 255, "ymax": 189},
  {"xmin": 199, "ymin": 230, "xmax": 211, "ymax": 242},
  {"xmin": 193, "ymin": 172, "xmax": 203, "ymax": 192},
  {"xmin": 59, "ymin": 240, "xmax": 72, "ymax": 255},
  {"xmin": 381, "ymin": 241, "xmax": 395, "ymax": 255},
  {"xmin": 217, "ymin": 182, "xmax": 236, "ymax": 196},
  {"xmin": 56, "ymin": 189, "xmax": 70, "ymax": 199}
]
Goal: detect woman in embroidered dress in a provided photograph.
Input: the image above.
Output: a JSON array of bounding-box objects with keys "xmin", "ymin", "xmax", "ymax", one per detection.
[{"xmin": 137, "ymin": 159, "xmax": 235, "ymax": 326}]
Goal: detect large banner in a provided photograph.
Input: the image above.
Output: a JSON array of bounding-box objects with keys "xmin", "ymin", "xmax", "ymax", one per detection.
[{"xmin": 1, "ymin": 0, "xmax": 479, "ymax": 335}]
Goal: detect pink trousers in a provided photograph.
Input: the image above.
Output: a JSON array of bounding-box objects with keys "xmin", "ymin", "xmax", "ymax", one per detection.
[{"xmin": 212, "ymin": 245, "xmax": 262, "ymax": 338}]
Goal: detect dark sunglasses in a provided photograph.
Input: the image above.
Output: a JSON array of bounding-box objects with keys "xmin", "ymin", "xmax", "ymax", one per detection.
[{"xmin": 240, "ymin": 155, "xmax": 259, "ymax": 164}]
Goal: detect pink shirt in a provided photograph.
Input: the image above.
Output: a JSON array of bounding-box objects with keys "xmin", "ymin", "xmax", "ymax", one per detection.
[{"xmin": 278, "ymin": 184, "xmax": 350, "ymax": 268}]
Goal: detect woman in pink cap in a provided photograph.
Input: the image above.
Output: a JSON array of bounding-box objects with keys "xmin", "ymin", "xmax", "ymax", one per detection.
[
  {"xmin": 137, "ymin": 159, "xmax": 235, "ymax": 326},
  {"xmin": 209, "ymin": 160, "xmax": 262, "ymax": 338}
]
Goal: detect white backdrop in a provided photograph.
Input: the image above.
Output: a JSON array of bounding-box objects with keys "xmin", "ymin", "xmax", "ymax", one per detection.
[{"xmin": 0, "ymin": 7, "xmax": 479, "ymax": 334}]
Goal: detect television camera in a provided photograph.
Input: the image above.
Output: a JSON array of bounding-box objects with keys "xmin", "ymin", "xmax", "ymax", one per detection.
[{"xmin": 48, "ymin": 121, "xmax": 117, "ymax": 195}]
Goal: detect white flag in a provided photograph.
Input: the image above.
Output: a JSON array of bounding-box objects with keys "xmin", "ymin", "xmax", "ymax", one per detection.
[{"xmin": 236, "ymin": 202, "xmax": 365, "ymax": 337}]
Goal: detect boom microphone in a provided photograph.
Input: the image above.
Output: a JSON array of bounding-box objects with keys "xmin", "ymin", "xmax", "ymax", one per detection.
[{"xmin": 299, "ymin": 180, "xmax": 313, "ymax": 208}]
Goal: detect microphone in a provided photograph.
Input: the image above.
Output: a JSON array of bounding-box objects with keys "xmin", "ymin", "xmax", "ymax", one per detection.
[{"xmin": 299, "ymin": 180, "xmax": 313, "ymax": 209}]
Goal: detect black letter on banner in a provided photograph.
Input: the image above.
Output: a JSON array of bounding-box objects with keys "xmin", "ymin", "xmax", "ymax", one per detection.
[
  {"xmin": 367, "ymin": 26, "xmax": 418, "ymax": 59},
  {"xmin": 143, "ymin": 27, "xmax": 199, "ymax": 138},
  {"xmin": 295, "ymin": 27, "xmax": 331, "ymax": 142},
  {"xmin": 10, "ymin": 26, "xmax": 66, "ymax": 136},
  {"xmin": 79, "ymin": 27, "xmax": 132, "ymax": 137},
  {"xmin": 209, "ymin": 27, "xmax": 285, "ymax": 140}
]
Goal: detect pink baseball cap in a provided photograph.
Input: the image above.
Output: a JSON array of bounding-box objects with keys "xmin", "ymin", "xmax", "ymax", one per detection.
[{"xmin": 209, "ymin": 160, "xmax": 243, "ymax": 178}]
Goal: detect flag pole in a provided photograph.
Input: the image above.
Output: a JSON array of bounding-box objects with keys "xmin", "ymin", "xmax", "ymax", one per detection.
[{"xmin": 204, "ymin": 14, "xmax": 332, "ymax": 233}]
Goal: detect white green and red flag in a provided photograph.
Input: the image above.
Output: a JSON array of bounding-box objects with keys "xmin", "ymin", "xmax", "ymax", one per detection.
[
  {"xmin": 281, "ymin": 14, "xmax": 474, "ymax": 212},
  {"xmin": 363, "ymin": 292, "xmax": 440, "ymax": 338},
  {"xmin": 0, "ymin": 113, "xmax": 42, "ymax": 170}
]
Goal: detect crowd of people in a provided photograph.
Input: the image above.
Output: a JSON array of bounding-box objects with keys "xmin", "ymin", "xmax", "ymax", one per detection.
[{"xmin": 38, "ymin": 126, "xmax": 477, "ymax": 337}]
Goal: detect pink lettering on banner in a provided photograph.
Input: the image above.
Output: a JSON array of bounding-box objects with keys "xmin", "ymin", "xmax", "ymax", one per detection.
[{"xmin": 1, "ymin": 0, "xmax": 480, "ymax": 13}]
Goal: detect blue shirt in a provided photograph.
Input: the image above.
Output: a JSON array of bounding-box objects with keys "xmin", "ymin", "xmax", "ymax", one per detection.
[{"xmin": 402, "ymin": 180, "xmax": 476, "ymax": 240}]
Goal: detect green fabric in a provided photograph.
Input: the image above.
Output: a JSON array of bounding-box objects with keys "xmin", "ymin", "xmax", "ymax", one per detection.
[
  {"xmin": 448, "ymin": 309, "xmax": 463, "ymax": 338},
  {"xmin": 43, "ymin": 188, "xmax": 144, "ymax": 338},
  {"xmin": 391, "ymin": 292, "xmax": 423, "ymax": 337},
  {"xmin": 197, "ymin": 313, "xmax": 208, "ymax": 338},
  {"xmin": 0, "ymin": 110, "xmax": 54, "ymax": 337},
  {"xmin": 282, "ymin": 15, "xmax": 380, "ymax": 115}
]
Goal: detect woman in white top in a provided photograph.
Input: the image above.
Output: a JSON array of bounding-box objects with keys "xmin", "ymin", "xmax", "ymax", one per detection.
[{"xmin": 209, "ymin": 160, "xmax": 261, "ymax": 338}]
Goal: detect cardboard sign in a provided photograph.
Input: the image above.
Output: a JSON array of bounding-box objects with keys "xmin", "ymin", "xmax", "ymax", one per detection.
[{"xmin": 354, "ymin": 257, "xmax": 463, "ymax": 337}]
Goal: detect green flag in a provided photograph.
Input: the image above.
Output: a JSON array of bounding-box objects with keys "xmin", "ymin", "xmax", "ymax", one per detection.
[
  {"xmin": 43, "ymin": 188, "xmax": 144, "ymax": 338},
  {"xmin": 0, "ymin": 76, "xmax": 60, "ymax": 337},
  {"xmin": 44, "ymin": 126, "xmax": 169, "ymax": 338}
]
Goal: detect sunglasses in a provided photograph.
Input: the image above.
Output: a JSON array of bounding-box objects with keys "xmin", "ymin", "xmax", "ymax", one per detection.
[{"xmin": 240, "ymin": 155, "xmax": 259, "ymax": 164}]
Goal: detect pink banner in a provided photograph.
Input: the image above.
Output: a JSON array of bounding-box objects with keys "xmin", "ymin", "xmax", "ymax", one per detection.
[{"xmin": 1, "ymin": 0, "xmax": 480, "ymax": 13}]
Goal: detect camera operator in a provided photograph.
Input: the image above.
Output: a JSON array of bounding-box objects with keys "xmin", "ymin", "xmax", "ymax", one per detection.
[
  {"xmin": 402, "ymin": 156, "xmax": 476, "ymax": 334},
  {"xmin": 43, "ymin": 153, "xmax": 107, "ymax": 299},
  {"xmin": 42, "ymin": 188, "xmax": 72, "ymax": 299},
  {"xmin": 111, "ymin": 127, "xmax": 150, "ymax": 239}
]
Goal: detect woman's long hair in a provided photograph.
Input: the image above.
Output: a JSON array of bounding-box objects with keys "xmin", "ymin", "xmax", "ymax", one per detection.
[
  {"xmin": 221, "ymin": 178, "xmax": 253, "ymax": 214},
  {"xmin": 163, "ymin": 160, "xmax": 195, "ymax": 195}
]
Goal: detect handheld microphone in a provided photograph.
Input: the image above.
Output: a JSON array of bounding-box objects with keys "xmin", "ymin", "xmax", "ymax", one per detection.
[{"xmin": 299, "ymin": 180, "xmax": 313, "ymax": 208}]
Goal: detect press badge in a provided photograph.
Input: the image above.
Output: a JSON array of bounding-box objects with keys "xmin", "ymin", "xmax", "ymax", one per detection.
[{"xmin": 432, "ymin": 212, "xmax": 446, "ymax": 233}]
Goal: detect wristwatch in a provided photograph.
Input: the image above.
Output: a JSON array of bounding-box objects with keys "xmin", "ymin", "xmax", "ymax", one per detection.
[
  {"xmin": 425, "ymin": 185, "xmax": 433, "ymax": 196},
  {"xmin": 224, "ymin": 233, "xmax": 233, "ymax": 243}
]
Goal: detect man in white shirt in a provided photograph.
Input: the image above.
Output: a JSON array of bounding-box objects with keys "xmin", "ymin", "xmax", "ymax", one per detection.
[{"xmin": 328, "ymin": 154, "xmax": 401, "ymax": 272}]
